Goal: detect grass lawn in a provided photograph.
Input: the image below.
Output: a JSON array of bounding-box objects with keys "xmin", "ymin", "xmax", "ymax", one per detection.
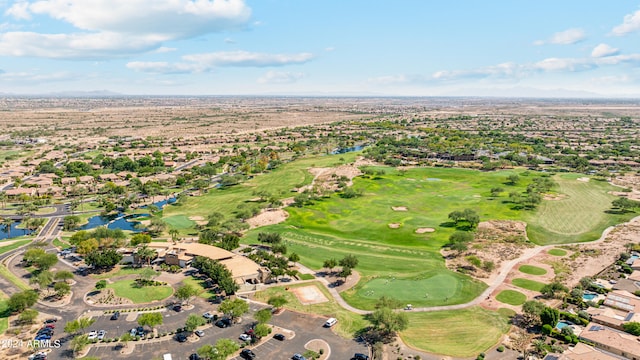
[
  {"xmin": 298, "ymin": 273, "xmax": 314, "ymax": 280},
  {"xmin": 496, "ymin": 290, "xmax": 527, "ymax": 305},
  {"xmin": 91, "ymin": 266, "xmax": 157, "ymax": 280},
  {"xmin": 181, "ymin": 276, "xmax": 218, "ymax": 300},
  {"xmin": 511, "ymin": 278, "xmax": 546, "ymax": 292},
  {"xmin": 163, "ymin": 215, "xmax": 195, "ymax": 233},
  {"xmin": 52, "ymin": 238, "xmax": 71, "ymax": 249},
  {"xmin": 0, "ymin": 239, "xmax": 31, "ymax": 254},
  {"xmin": 0, "ymin": 298, "xmax": 8, "ymax": 334},
  {"xmin": 518, "ymin": 265, "xmax": 547, "ymax": 276},
  {"xmin": 0, "ymin": 265, "xmax": 31, "ymax": 291},
  {"xmin": 253, "ymin": 281, "xmax": 368, "ymax": 338},
  {"xmin": 35, "ymin": 207, "xmax": 56, "ymax": 215},
  {"xmin": 548, "ymin": 248, "xmax": 567, "ymax": 256},
  {"xmin": 106, "ymin": 279, "xmax": 173, "ymax": 303},
  {"xmin": 400, "ymin": 307, "xmax": 511, "ymax": 358},
  {"xmin": 525, "ymin": 174, "xmax": 636, "ymax": 244}
]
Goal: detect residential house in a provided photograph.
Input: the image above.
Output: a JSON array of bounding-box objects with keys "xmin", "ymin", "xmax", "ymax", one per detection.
[
  {"xmin": 587, "ymin": 290, "xmax": 640, "ymax": 330},
  {"xmin": 578, "ymin": 323, "xmax": 640, "ymax": 360},
  {"xmin": 543, "ymin": 342, "xmax": 620, "ymax": 360}
]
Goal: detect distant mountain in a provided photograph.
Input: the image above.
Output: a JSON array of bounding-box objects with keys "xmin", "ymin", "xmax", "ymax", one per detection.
[
  {"xmin": 44, "ymin": 90, "xmax": 124, "ymax": 97},
  {"xmin": 439, "ymin": 86, "xmax": 611, "ymax": 98}
]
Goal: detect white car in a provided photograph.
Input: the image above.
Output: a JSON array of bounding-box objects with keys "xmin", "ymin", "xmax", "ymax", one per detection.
[
  {"xmin": 97, "ymin": 330, "xmax": 106, "ymax": 340},
  {"xmin": 203, "ymin": 312, "xmax": 215, "ymax": 320},
  {"xmin": 194, "ymin": 330, "xmax": 204, "ymax": 337},
  {"xmin": 238, "ymin": 333, "xmax": 251, "ymax": 342},
  {"xmin": 87, "ymin": 331, "xmax": 98, "ymax": 340}
]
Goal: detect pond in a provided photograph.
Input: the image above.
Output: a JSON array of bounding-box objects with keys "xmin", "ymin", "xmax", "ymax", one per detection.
[
  {"xmin": 78, "ymin": 197, "xmax": 174, "ymax": 232},
  {"xmin": 0, "ymin": 221, "xmax": 34, "ymax": 240},
  {"xmin": 330, "ymin": 144, "xmax": 366, "ymax": 154}
]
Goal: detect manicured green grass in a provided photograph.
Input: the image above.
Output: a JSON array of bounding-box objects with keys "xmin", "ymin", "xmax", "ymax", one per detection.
[
  {"xmin": 0, "ymin": 239, "xmax": 31, "ymax": 254},
  {"xmin": 511, "ymin": 278, "xmax": 546, "ymax": 292},
  {"xmin": 35, "ymin": 207, "xmax": 56, "ymax": 215},
  {"xmin": 90, "ymin": 266, "xmax": 157, "ymax": 280},
  {"xmin": 105, "ymin": 279, "xmax": 173, "ymax": 303},
  {"xmin": 163, "ymin": 215, "xmax": 195, "ymax": 231},
  {"xmin": 0, "ymin": 265, "xmax": 31, "ymax": 291},
  {"xmin": 53, "ymin": 238, "xmax": 71, "ymax": 249},
  {"xmin": 253, "ymin": 281, "xmax": 368, "ymax": 338},
  {"xmin": 181, "ymin": 276, "xmax": 217, "ymax": 300},
  {"xmin": 518, "ymin": 265, "xmax": 547, "ymax": 276},
  {"xmin": 0, "ymin": 297, "xmax": 9, "ymax": 335},
  {"xmin": 163, "ymin": 152, "xmax": 358, "ymax": 223},
  {"xmin": 298, "ymin": 273, "xmax": 315, "ymax": 280},
  {"xmin": 495, "ymin": 290, "xmax": 527, "ymax": 305},
  {"xmin": 400, "ymin": 307, "xmax": 511, "ymax": 357},
  {"xmin": 548, "ymin": 248, "xmax": 567, "ymax": 256},
  {"xmin": 525, "ymin": 174, "xmax": 636, "ymax": 244}
]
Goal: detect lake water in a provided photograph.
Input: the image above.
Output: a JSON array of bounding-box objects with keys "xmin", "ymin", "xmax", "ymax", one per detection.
[
  {"xmin": 0, "ymin": 222, "xmax": 34, "ymax": 240},
  {"xmin": 78, "ymin": 197, "xmax": 175, "ymax": 232},
  {"xmin": 330, "ymin": 145, "xmax": 365, "ymax": 154}
]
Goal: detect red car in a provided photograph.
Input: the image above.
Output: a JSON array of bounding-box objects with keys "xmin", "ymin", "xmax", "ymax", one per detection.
[{"xmin": 45, "ymin": 324, "xmax": 56, "ymax": 329}]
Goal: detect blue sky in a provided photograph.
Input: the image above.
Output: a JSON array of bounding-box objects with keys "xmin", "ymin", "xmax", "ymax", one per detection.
[{"xmin": 1, "ymin": 0, "xmax": 639, "ymax": 96}]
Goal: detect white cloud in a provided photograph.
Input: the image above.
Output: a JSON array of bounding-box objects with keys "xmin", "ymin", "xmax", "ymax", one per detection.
[
  {"xmin": 535, "ymin": 28, "xmax": 586, "ymax": 45},
  {"xmin": 224, "ymin": 38, "xmax": 236, "ymax": 44},
  {"xmin": 183, "ymin": 51, "xmax": 314, "ymax": 67},
  {"xmin": 533, "ymin": 57, "xmax": 594, "ymax": 72},
  {"xmin": 0, "ymin": 70, "xmax": 75, "ymax": 83},
  {"xmin": 591, "ymin": 43, "xmax": 619, "ymax": 58},
  {"xmin": 1, "ymin": 0, "xmax": 252, "ymax": 59},
  {"xmin": 257, "ymin": 70, "xmax": 304, "ymax": 84},
  {"xmin": 154, "ymin": 47, "xmax": 177, "ymax": 54},
  {"xmin": 127, "ymin": 50, "xmax": 315, "ymax": 74},
  {"xmin": 611, "ymin": 9, "xmax": 640, "ymax": 36}
]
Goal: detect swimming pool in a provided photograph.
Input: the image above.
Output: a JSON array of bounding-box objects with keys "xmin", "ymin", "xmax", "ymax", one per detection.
[
  {"xmin": 556, "ymin": 321, "xmax": 572, "ymax": 330},
  {"xmin": 583, "ymin": 293, "xmax": 598, "ymax": 301}
]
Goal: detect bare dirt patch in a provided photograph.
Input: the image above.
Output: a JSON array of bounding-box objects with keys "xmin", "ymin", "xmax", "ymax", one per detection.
[
  {"xmin": 392, "ymin": 206, "xmax": 408, "ymax": 211},
  {"xmin": 543, "ymin": 194, "xmax": 568, "ymax": 201},
  {"xmin": 576, "ymin": 177, "xmax": 590, "ymax": 182},
  {"xmin": 302, "ymin": 162, "xmax": 363, "ymax": 193},
  {"xmin": 388, "ymin": 223, "xmax": 401, "ymax": 229},
  {"xmin": 443, "ymin": 220, "xmax": 532, "ymax": 282},
  {"xmin": 246, "ymin": 209, "xmax": 289, "ymax": 229},
  {"xmin": 290, "ymin": 285, "xmax": 329, "ymax": 305},
  {"xmin": 415, "ymin": 227, "xmax": 435, "ymax": 233}
]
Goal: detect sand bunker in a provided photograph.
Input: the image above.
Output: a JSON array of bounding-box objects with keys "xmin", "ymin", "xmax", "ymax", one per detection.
[
  {"xmin": 391, "ymin": 206, "xmax": 408, "ymax": 211},
  {"xmin": 246, "ymin": 209, "xmax": 289, "ymax": 229},
  {"xmin": 388, "ymin": 223, "xmax": 401, "ymax": 229},
  {"xmin": 543, "ymin": 194, "xmax": 568, "ymax": 201},
  {"xmin": 188, "ymin": 216, "xmax": 208, "ymax": 226},
  {"xmin": 577, "ymin": 177, "xmax": 590, "ymax": 182},
  {"xmin": 290, "ymin": 285, "xmax": 328, "ymax": 305},
  {"xmin": 415, "ymin": 228, "xmax": 435, "ymax": 233}
]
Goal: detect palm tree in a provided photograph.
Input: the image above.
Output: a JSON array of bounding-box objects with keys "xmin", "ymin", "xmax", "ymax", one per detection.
[
  {"xmin": 169, "ymin": 228, "xmax": 179, "ymax": 242},
  {"xmin": 0, "ymin": 217, "xmax": 12, "ymax": 238},
  {"xmin": 136, "ymin": 245, "xmax": 157, "ymax": 267}
]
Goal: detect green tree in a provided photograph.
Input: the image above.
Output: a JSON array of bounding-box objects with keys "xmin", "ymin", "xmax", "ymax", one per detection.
[
  {"xmin": 77, "ymin": 238, "xmax": 99, "ymax": 255},
  {"xmin": 62, "ymin": 215, "xmax": 81, "ymax": 231},
  {"xmin": 214, "ymin": 338, "xmax": 239, "ymax": 360},
  {"xmin": 612, "ymin": 197, "xmax": 640, "ymax": 212},
  {"xmin": 175, "ymin": 284, "xmax": 199, "ymax": 305},
  {"xmin": 18, "ymin": 308, "xmax": 39, "ymax": 325},
  {"xmin": 130, "ymin": 233, "xmax": 152, "ymax": 246},
  {"xmin": 137, "ymin": 312, "xmax": 163, "ymax": 333},
  {"xmin": 135, "ymin": 245, "xmax": 157, "ymax": 267},
  {"xmin": 95, "ymin": 280, "xmax": 107, "ymax": 289},
  {"xmin": 30, "ymin": 270, "xmax": 54, "ymax": 293},
  {"xmin": 339, "ymin": 266, "xmax": 352, "ymax": 282},
  {"xmin": 254, "ymin": 308, "xmax": 272, "ymax": 324},
  {"xmin": 623, "ymin": 322, "xmax": 640, "ymax": 336},
  {"xmin": 65, "ymin": 317, "xmax": 96, "ymax": 335},
  {"xmin": 522, "ymin": 300, "xmax": 546, "ymax": 326},
  {"xmin": 54, "ymin": 281, "xmax": 71, "ymax": 298},
  {"xmin": 54, "ymin": 270, "xmax": 74, "ymax": 283},
  {"xmin": 84, "ymin": 248, "xmax": 123, "ymax": 270},
  {"xmin": 254, "ymin": 323, "xmax": 270, "ymax": 338},
  {"xmin": 369, "ymin": 307, "xmax": 409, "ymax": 335},
  {"xmin": 507, "ymin": 174, "xmax": 520, "ymax": 185},
  {"xmin": 70, "ymin": 335, "xmax": 91, "ymax": 356},
  {"xmin": 339, "ymin": 254, "xmax": 359, "ymax": 269},
  {"xmin": 323, "ymin": 258, "xmax": 337, "ymax": 273},
  {"xmin": 197, "ymin": 344, "xmax": 219, "ymax": 360},
  {"xmin": 540, "ymin": 307, "xmax": 559, "ymax": 327},
  {"xmin": 218, "ymin": 298, "xmax": 249, "ymax": 323},
  {"xmin": 267, "ymin": 295, "xmax": 288, "ymax": 311},
  {"xmin": 185, "ymin": 314, "xmax": 206, "ymax": 332},
  {"xmin": 288, "ymin": 253, "xmax": 300, "ymax": 263}
]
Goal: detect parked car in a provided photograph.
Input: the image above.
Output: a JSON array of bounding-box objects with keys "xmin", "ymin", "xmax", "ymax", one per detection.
[
  {"xmin": 240, "ymin": 349, "xmax": 256, "ymax": 360},
  {"xmin": 239, "ymin": 333, "xmax": 251, "ymax": 342},
  {"xmin": 129, "ymin": 328, "xmax": 137, "ymax": 337},
  {"xmin": 34, "ymin": 334, "xmax": 51, "ymax": 341},
  {"xmin": 176, "ymin": 333, "xmax": 188, "ymax": 343},
  {"xmin": 173, "ymin": 305, "xmax": 182, "ymax": 312},
  {"xmin": 323, "ymin": 317, "xmax": 337, "ymax": 328},
  {"xmin": 292, "ymin": 354, "xmax": 306, "ymax": 360},
  {"xmin": 194, "ymin": 330, "xmax": 204, "ymax": 337},
  {"xmin": 202, "ymin": 312, "xmax": 214, "ymax": 320},
  {"xmin": 352, "ymin": 354, "xmax": 370, "ymax": 360},
  {"xmin": 136, "ymin": 326, "xmax": 145, "ymax": 336},
  {"xmin": 87, "ymin": 331, "xmax": 98, "ymax": 340},
  {"xmin": 44, "ymin": 318, "xmax": 57, "ymax": 324},
  {"xmin": 215, "ymin": 319, "xmax": 231, "ymax": 328},
  {"xmin": 28, "ymin": 351, "xmax": 47, "ymax": 360},
  {"xmin": 110, "ymin": 311, "xmax": 120, "ymax": 320},
  {"xmin": 188, "ymin": 354, "xmax": 201, "ymax": 360},
  {"xmin": 97, "ymin": 330, "xmax": 106, "ymax": 340},
  {"xmin": 37, "ymin": 329, "xmax": 54, "ymax": 336},
  {"xmin": 273, "ymin": 333, "xmax": 285, "ymax": 341},
  {"xmin": 44, "ymin": 324, "xmax": 56, "ymax": 329}
]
